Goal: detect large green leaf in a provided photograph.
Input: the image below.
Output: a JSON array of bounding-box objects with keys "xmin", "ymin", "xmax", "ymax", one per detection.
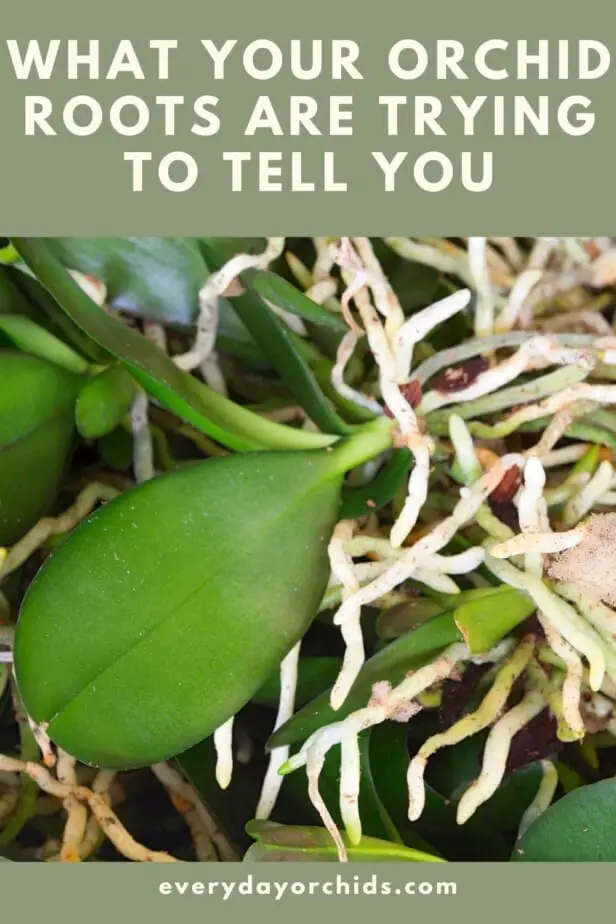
[
  {"xmin": 513, "ymin": 779, "xmax": 616, "ymax": 861},
  {"xmin": 0, "ymin": 351, "xmax": 80, "ymax": 546},
  {"xmin": 11, "ymin": 238, "xmax": 337, "ymax": 453},
  {"xmin": 243, "ymin": 820, "xmax": 443, "ymax": 863},
  {"xmin": 14, "ymin": 450, "xmax": 344, "ymax": 769}
]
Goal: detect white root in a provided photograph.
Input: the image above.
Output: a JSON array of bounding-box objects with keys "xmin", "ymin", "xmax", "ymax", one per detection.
[
  {"xmin": 339, "ymin": 732, "xmax": 362, "ymax": 845},
  {"xmin": 419, "ymin": 336, "xmax": 594, "ymax": 415},
  {"xmin": 516, "ymin": 459, "xmax": 584, "ymax": 737},
  {"xmin": 282, "ymin": 643, "xmax": 468, "ymax": 861},
  {"xmin": 335, "ymin": 239, "xmax": 432, "ymax": 548},
  {"xmin": 56, "ymin": 750, "xmax": 88, "ymax": 863},
  {"xmin": 495, "ymin": 269, "xmax": 543, "ymax": 333},
  {"xmin": 490, "ymin": 529, "xmax": 585, "ymax": 559},
  {"xmin": 255, "ymin": 642, "xmax": 301, "ymax": 820},
  {"xmin": 307, "ymin": 735, "xmax": 349, "ymax": 863},
  {"xmin": 484, "ymin": 554, "xmax": 610, "ymax": 692},
  {"xmin": 213, "ymin": 717, "xmax": 234, "ymax": 790},
  {"xmin": 130, "ymin": 390, "xmax": 155, "ymax": 483},
  {"xmin": 328, "ymin": 521, "xmax": 364, "ymax": 710},
  {"xmin": 449, "ymin": 414, "xmax": 482, "ymax": 485},
  {"xmin": 556, "ymin": 582, "xmax": 616, "ymax": 646},
  {"xmin": 174, "ymin": 238, "xmax": 285, "ymax": 372},
  {"xmin": 540, "ymin": 444, "xmax": 590, "ymax": 469},
  {"xmin": 457, "ymin": 689, "xmax": 546, "ymax": 824},
  {"xmin": 407, "ymin": 637, "xmax": 535, "ymax": 822},
  {"xmin": 389, "ymin": 439, "xmax": 432, "ymax": 548},
  {"xmin": 563, "ymin": 460, "xmax": 614, "ymax": 526},
  {"xmin": 468, "ymin": 237, "xmax": 495, "ymax": 337},
  {"xmin": 393, "ymin": 289, "xmax": 471, "ymax": 382},
  {"xmin": 332, "ymin": 455, "xmax": 523, "ymax": 628},
  {"xmin": 331, "ymin": 329, "xmax": 383, "ymax": 414}
]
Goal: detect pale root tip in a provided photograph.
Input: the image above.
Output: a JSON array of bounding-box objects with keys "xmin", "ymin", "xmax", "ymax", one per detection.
[
  {"xmin": 389, "ymin": 520, "xmax": 407, "ymax": 549},
  {"xmin": 455, "ymin": 799, "xmax": 475, "ymax": 826},
  {"xmin": 589, "ymin": 662, "xmax": 605, "ymax": 693},
  {"xmin": 330, "ymin": 686, "xmax": 348, "ymax": 711},
  {"xmin": 407, "ymin": 803, "xmax": 424, "ymax": 823},
  {"xmin": 455, "ymin": 785, "xmax": 480, "ymax": 825},
  {"xmin": 216, "ymin": 772, "xmax": 232, "ymax": 791}
]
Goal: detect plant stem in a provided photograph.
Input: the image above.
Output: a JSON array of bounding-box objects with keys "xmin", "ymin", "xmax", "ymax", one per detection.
[{"xmin": 325, "ymin": 416, "xmax": 396, "ymax": 479}]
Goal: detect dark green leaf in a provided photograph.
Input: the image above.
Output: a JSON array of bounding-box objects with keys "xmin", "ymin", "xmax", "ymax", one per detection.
[
  {"xmin": 289, "ymin": 334, "xmax": 377, "ymax": 424},
  {"xmin": 14, "ymin": 450, "xmax": 343, "ymax": 768},
  {"xmin": 513, "ymin": 779, "xmax": 616, "ymax": 861},
  {"xmin": 0, "ymin": 267, "xmax": 42, "ymax": 319},
  {"xmin": 98, "ymin": 428, "xmax": 134, "ymax": 471},
  {"xmin": 341, "ymin": 450, "xmax": 412, "ymax": 519},
  {"xmin": 367, "ymin": 722, "xmax": 464, "ymax": 854},
  {"xmin": 370, "ymin": 722, "xmax": 539, "ymax": 861},
  {"xmin": 45, "ymin": 237, "xmax": 216, "ymax": 327},
  {"xmin": 242, "ymin": 269, "xmax": 347, "ymax": 333},
  {"xmin": 376, "ymin": 599, "xmax": 450, "ymax": 640}
]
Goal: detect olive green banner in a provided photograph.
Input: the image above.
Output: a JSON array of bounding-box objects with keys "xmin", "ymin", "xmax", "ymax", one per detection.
[
  {"xmin": 0, "ymin": 862, "xmax": 608, "ymax": 922},
  {"xmin": 1, "ymin": 0, "xmax": 615, "ymax": 233}
]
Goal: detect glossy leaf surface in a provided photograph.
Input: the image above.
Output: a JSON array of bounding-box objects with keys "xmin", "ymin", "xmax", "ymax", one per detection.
[
  {"xmin": 513, "ymin": 779, "xmax": 616, "ymax": 861},
  {"xmin": 14, "ymin": 451, "xmax": 343, "ymax": 768}
]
